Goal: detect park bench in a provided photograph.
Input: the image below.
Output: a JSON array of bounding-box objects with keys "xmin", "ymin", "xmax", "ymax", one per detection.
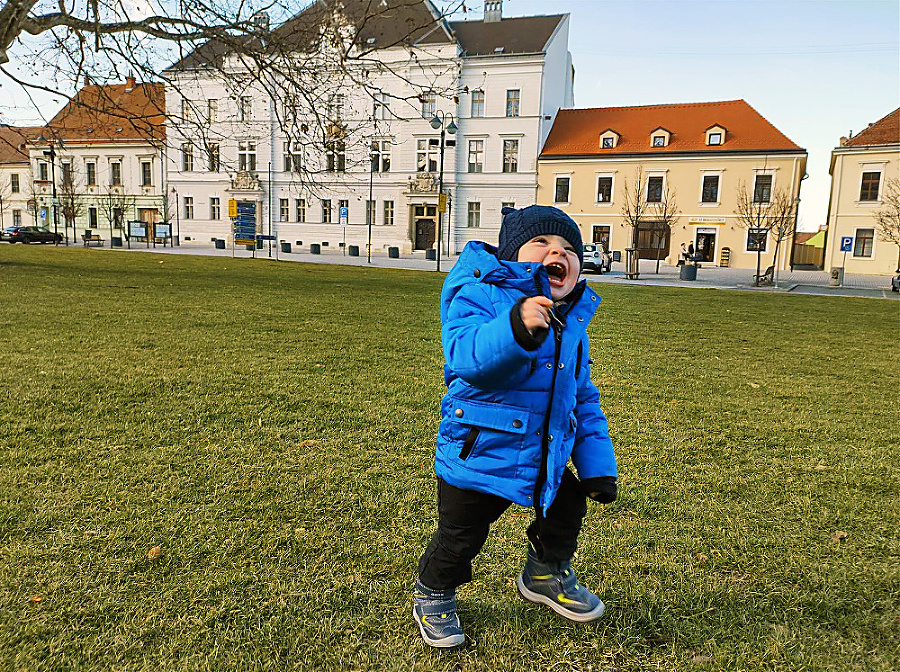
[
  {"xmin": 82, "ymin": 233, "xmax": 105, "ymax": 247},
  {"xmin": 754, "ymin": 265, "xmax": 774, "ymax": 286}
]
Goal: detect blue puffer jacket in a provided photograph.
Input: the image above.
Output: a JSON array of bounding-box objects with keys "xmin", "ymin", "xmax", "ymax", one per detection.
[{"xmin": 435, "ymin": 241, "xmax": 617, "ymax": 514}]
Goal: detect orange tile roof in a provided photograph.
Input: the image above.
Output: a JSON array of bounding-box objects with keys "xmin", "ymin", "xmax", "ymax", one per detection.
[
  {"xmin": 541, "ymin": 100, "xmax": 803, "ymax": 157},
  {"xmin": 0, "ymin": 125, "xmax": 43, "ymax": 164},
  {"xmin": 42, "ymin": 79, "xmax": 165, "ymax": 144},
  {"xmin": 844, "ymin": 108, "xmax": 899, "ymax": 147}
]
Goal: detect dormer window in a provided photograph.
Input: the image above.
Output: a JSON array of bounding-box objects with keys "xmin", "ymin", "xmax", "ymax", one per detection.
[
  {"xmin": 599, "ymin": 129, "xmax": 620, "ymax": 149},
  {"xmin": 650, "ymin": 127, "xmax": 671, "ymax": 148},
  {"xmin": 706, "ymin": 124, "xmax": 727, "ymax": 146}
]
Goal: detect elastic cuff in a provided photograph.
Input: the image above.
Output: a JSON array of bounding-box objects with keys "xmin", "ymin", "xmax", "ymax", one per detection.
[{"xmin": 510, "ymin": 297, "xmax": 548, "ymax": 351}]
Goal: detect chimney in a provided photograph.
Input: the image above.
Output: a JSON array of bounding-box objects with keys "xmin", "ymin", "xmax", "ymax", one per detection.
[
  {"xmin": 252, "ymin": 11, "xmax": 269, "ymax": 32},
  {"xmin": 84, "ymin": 73, "xmax": 92, "ymax": 87},
  {"xmin": 484, "ymin": 0, "xmax": 502, "ymax": 22},
  {"xmin": 125, "ymin": 75, "xmax": 136, "ymax": 91}
]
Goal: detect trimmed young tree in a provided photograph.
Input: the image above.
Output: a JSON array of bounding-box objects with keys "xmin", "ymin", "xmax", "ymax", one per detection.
[
  {"xmin": 874, "ymin": 177, "xmax": 900, "ymax": 272},
  {"xmin": 734, "ymin": 181, "xmax": 796, "ymax": 286},
  {"xmin": 620, "ymin": 166, "xmax": 679, "ymax": 275}
]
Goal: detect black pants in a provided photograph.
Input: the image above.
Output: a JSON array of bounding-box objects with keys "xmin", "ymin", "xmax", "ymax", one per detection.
[{"xmin": 417, "ymin": 467, "xmax": 587, "ymax": 591}]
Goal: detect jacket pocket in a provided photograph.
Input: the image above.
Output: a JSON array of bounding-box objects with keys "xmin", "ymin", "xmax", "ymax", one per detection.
[
  {"xmin": 459, "ymin": 427, "xmax": 479, "ymax": 460},
  {"xmin": 442, "ymin": 398, "xmax": 533, "ymax": 474}
]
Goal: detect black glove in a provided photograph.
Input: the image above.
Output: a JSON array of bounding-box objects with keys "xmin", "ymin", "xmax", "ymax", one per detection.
[{"xmin": 580, "ymin": 476, "xmax": 617, "ymax": 503}]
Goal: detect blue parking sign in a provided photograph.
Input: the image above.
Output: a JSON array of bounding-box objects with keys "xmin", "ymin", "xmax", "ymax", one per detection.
[{"xmin": 840, "ymin": 236, "xmax": 853, "ymax": 252}]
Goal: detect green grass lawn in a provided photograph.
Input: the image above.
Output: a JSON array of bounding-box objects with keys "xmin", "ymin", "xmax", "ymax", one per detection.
[{"xmin": 1, "ymin": 246, "xmax": 897, "ymax": 671}]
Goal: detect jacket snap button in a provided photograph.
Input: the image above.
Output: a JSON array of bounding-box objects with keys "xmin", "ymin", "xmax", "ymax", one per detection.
[
  {"xmin": 454, "ymin": 409, "xmax": 464, "ymax": 418},
  {"xmin": 558, "ymin": 363, "xmax": 565, "ymax": 369},
  {"xmin": 591, "ymin": 296, "xmax": 597, "ymax": 301},
  {"xmin": 545, "ymin": 363, "xmax": 552, "ymax": 369},
  {"xmin": 512, "ymin": 419, "xmax": 523, "ymax": 428},
  {"xmin": 548, "ymin": 434, "xmax": 554, "ymax": 441},
  {"xmin": 577, "ymin": 317, "xmax": 584, "ymax": 322},
  {"xmin": 473, "ymin": 269, "xmax": 481, "ymax": 278}
]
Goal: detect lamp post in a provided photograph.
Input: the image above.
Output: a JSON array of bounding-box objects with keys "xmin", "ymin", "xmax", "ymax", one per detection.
[
  {"xmin": 367, "ymin": 139, "xmax": 375, "ymax": 263},
  {"xmin": 429, "ymin": 111, "xmax": 457, "ymax": 272},
  {"xmin": 171, "ymin": 186, "xmax": 180, "ymax": 246},
  {"xmin": 39, "ymin": 136, "xmax": 62, "ymax": 245}
]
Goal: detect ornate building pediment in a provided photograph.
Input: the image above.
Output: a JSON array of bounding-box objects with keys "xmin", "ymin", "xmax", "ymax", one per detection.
[
  {"xmin": 230, "ymin": 171, "xmax": 261, "ymax": 192},
  {"xmin": 407, "ymin": 172, "xmax": 439, "ymax": 194}
]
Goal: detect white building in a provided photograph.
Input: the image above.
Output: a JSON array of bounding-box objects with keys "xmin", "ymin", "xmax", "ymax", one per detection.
[
  {"xmin": 164, "ymin": 0, "xmax": 573, "ymax": 255},
  {"xmin": 0, "ymin": 125, "xmax": 40, "ymax": 230}
]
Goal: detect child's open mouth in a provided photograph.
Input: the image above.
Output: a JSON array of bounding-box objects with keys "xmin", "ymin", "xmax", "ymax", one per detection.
[{"xmin": 545, "ymin": 262, "xmax": 567, "ymax": 286}]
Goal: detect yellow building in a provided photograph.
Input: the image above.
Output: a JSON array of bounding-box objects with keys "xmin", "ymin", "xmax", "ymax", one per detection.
[
  {"xmin": 537, "ymin": 100, "xmax": 807, "ymax": 271},
  {"xmin": 825, "ymin": 108, "xmax": 899, "ymax": 276}
]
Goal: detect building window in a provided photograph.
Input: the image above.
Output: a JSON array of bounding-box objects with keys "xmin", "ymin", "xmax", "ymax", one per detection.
[
  {"xmin": 141, "ymin": 161, "xmax": 152, "ymax": 186},
  {"xmin": 371, "ymin": 140, "xmax": 391, "ymax": 172},
  {"xmin": 746, "ymin": 228, "xmax": 767, "ymax": 252},
  {"xmin": 278, "ymin": 198, "xmax": 288, "ymax": 222},
  {"xmin": 652, "ymin": 135, "xmax": 666, "ymax": 147},
  {"xmin": 853, "ymin": 228, "xmax": 874, "ymax": 257},
  {"xmin": 38, "ymin": 162, "xmax": 48, "ymax": 181},
  {"xmin": 208, "ymin": 99, "xmax": 218, "ymax": 123},
  {"xmin": 295, "ymin": 198, "xmax": 305, "ymax": 222},
  {"xmin": 10, "ymin": 173, "xmax": 20, "ymax": 193},
  {"xmin": 181, "ymin": 143, "xmax": 194, "ymax": 172},
  {"xmin": 327, "ymin": 93, "xmax": 345, "ymax": 120},
  {"xmin": 326, "ymin": 140, "xmax": 346, "ymax": 172},
  {"xmin": 502, "ymin": 139, "xmax": 518, "ymax": 173},
  {"xmin": 85, "ymin": 162, "xmax": 96, "ymax": 186},
  {"xmin": 60, "ymin": 161, "xmax": 72, "ymax": 187},
  {"xmin": 373, "ymin": 93, "xmax": 389, "ymax": 120},
  {"xmin": 471, "ymin": 90, "xmax": 484, "ymax": 118},
  {"xmin": 383, "ymin": 200, "xmax": 394, "ymax": 226},
  {"xmin": 239, "ymin": 96, "xmax": 252, "ymax": 121},
  {"xmin": 859, "ymin": 172, "xmax": 880, "ymax": 201},
  {"xmin": 365, "ymin": 200, "xmax": 375, "ymax": 226},
  {"xmin": 753, "ymin": 174, "xmax": 772, "ymax": 203},
  {"xmin": 421, "ymin": 92, "xmax": 436, "ymax": 119},
  {"xmin": 181, "ymin": 99, "xmax": 191, "ymax": 121},
  {"xmin": 647, "ymin": 176, "xmax": 663, "ymax": 202},
  {"xmin": 467, "ymin": 202, "xmax": 481, "ymax": 228},
  {"xmin": 88, "ymin": 207, "xmax": 98, "ymax": 228},
  {"xmin": 13, "ymin": 209, "xmax": 22, "ymax": 226},
  {"xmin": 184, "ymin": 196, "xmax": 194, "ymax": 220},
  {"xmin": 110, "ymin": 161, "xmax": 122, "ymax": 186},
  {"xmin": 238, "ymin": 141, "xmax": 256, "ymax": 171},
  {"xmin": 502, "ymin": 201, "xmax": 515, "ymax": 210},
  {"xmin": 506, "ymin": 89, "xmax": 520, "ymax": 117},
  {"xmin": 601, "ymin": 136, "xmax": 615, "ymax": 149},
  {"xmin": 708, "ymin": 132, "xmax": 722, "ymax": 145},
  {"xmin": 597, "ymin": 177, "xmax": 613, "ymax": 203},
  {"xmin": 283, "ymin": 141, "xmax": 302, "ymax": 172},
  {"xmin": 701, "ymin": 175, "xmax": 719, "ymax": 203},
  {"xmin": 417, "ymin": 139, "xmax": 439, "ymax": 173},
  {"xmin": 207, "ymin": 144, "xmax": 220, "ymax": 172},
  {"xmin": 555, "ymin": 176, "xmax": 570, "ymax": 203},
  {"xmin": 210, "ymin": 197, "xmax": 220, "ymax": 220},
  {"xmin": 468, "ymin": 140, "xmax": 484, "ymax": 173},
  {"xmin": 321, "ymin": 199, "xmax": 331, "ymax": 223}
]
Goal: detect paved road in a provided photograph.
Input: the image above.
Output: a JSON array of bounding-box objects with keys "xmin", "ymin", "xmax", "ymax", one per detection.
[{"xmin": 84, "ymin": 241, "xmax": 900, "ymax": 300}]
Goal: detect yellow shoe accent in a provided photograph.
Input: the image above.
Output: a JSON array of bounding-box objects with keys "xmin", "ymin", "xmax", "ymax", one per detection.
[{"xmin": 556, "ymin": 593, "xmax": 583, "ymax": 606}]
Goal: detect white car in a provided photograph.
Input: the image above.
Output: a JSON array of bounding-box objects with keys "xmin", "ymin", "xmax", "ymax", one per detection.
[{"xmin": 582, "ymin": 243, "xmax": 612, "ymax": 274}]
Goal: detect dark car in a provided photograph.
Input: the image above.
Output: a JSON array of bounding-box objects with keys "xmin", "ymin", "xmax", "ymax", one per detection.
[
  {"xmin": 892, "ymin": 273, "xmax": 900, "ymax": 293},
  {"xmin": 582, "ymin": 243, "xmax": 612, "ymax": 274},
  {"xmin": 1, "ymin": 226, "xmax": 63, "ymax": 244}
]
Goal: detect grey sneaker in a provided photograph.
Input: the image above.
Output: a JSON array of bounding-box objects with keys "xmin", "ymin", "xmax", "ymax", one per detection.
[
  {"xmin": 516, "ymin": 546, "xmax": 605, "ymax": 622},
  {"xmin": 412, "ymin": 581, "xmax": 466, "ymax": 649}
]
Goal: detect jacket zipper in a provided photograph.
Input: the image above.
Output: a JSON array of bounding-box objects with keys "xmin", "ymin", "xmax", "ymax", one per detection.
[{"xmin": 533, "ymin": 308, "xmax": 563, "ymax": 514}]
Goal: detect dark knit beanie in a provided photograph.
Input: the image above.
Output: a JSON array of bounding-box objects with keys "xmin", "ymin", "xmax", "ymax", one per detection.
[{"xmin": 498, "ymin": 205, "xmax": 583, "ymax": 268}]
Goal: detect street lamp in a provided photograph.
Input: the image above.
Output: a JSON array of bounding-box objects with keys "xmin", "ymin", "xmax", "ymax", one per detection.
[
  {"xmin": 429, "ymin": 111, "xmax": 457, "ymax": 272},
  {"xmin": 368, "ymin": 139, "xmax": 375, "ymax": 263},
  {"xmin": 171, "ymin": 186, "xmax": 180, "ymax": 245},
  {"xmin": 38, "ymin": 135, "xmax": 62, "ymax": 245}
]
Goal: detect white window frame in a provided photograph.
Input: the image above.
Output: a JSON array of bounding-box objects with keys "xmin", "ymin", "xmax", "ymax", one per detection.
[
  {"xmin": 852, "ymin": 227, "xmax": 875, "ymax": 258},
  {"xmin": 421, "ymin": 92, "xmax": 436, "ymax": 119},
  {"xmin": 505, "ymin": 89, "xmax": 520, "ymax": 117},
  {"xmin": 752, "ymin": 169, "xmax": 776, "ymax": 204},
  {"xmin": 502, "ymin": 138, "xmax": 519, "ymax": 173},
  {"xmin": 595, "ymin": 172, "xmax": 615, "ymax": 205},
  {"xmin": 468, "ymin": 139, "xmax": 484, "ymax": 173},
  {"xmin": 471, "ymin": 90, "xmax": 484, "ymax": 118},
  {"xmin": 554, "ymin": 174, "xmax": 572, "ymax": 204},
  {"xmin": 467, "ymin": 201, "xmax": 481, "ymax": 228},
  {"xmin": 238, "ymin": 140, "xmax": 257, "ymax": 172},
  {"xmin": 699, "ymin": 170, "xmax": 724, "ymax": 206},
  {"xmin": 383, "ymin": 200, "xmax": 394, "ymax": 227},
  {"xmin": 858, "ymin": 166, "xmax": 884, "ymax": 203},
  {"xmin": 416, "ymin": 138, "xmax": 439, "ymax": 173},
  {"xmin": 646, "ymin": 174, "xmax": 665, "ymax": 203},
  {"xmin": 210, "ymin": 196, "xmax": 220, "ymax": 220},
  {"xmin": 279, "ymin": 198, "xmax": 289, "ymax": 222}
]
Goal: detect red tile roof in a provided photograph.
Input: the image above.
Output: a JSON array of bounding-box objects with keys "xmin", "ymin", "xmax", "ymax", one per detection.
[
  {"xmin": 844, "ymin": 108, "xmax": 899, "ymax": 147},
  {"xmin": 541, "ymin": 100, "xmax": 803, "ymax": 157},
  {"xmin": 0, "ymin": 125, "xmax": 43, "ymax": 164},
  {"xmin": 42, "ymin": 80, "xmax": 165, "ymax": 144}
]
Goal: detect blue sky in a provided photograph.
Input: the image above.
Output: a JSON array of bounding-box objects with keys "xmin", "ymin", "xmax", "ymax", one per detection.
[
  {"xmin": 4, "ymin": 0, "xmax": 898, "ymax": 230},
  {"xmin": 493, "ymin": 0, "xmax": 900, "ymax": 229}
]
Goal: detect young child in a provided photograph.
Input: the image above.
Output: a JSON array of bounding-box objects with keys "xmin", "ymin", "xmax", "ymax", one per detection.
[{"xmin": 414, "ymin": 205, "xmax": 618, "ymax": 649}]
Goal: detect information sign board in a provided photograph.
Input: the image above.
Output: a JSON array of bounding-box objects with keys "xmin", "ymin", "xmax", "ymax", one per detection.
[
  {"xmin": 233, "ymin": 201, "xmax": 257, "ymax": 245},
  {"xmin": 129, "ymin": 221, "xmax": 146, "ymax": 238},
  {"xmin": 156, "ymin": 222, "xmax": 171, "ymax": 238}
]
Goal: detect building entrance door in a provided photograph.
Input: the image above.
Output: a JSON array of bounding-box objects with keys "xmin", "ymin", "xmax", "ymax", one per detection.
[
  {"xmin": 592, "ymin": 225, "xmax": 611, "ymax": 252},
  {"xmin": 696, "ymin": 232, "xmax": 716, "ymax": 262},
  {"xmin": 413, "ymin": 204, "xmax": 437, "ymax": 250}
]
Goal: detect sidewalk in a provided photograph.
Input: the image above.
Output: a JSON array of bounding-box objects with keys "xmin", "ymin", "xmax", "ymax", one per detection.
[{"xmin": 98, "ymin": 242, "xmax": 899, "ymax": 300}]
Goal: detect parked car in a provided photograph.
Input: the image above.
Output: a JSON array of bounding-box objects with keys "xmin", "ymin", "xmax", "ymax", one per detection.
[
  {"xmin": 582, "ymin": 243, "xmax": 612, "ymax": 274},
  {"xmin": 892, "ymin": 273, "xmax": 900, "ymax": 293},
  {"xmin": 1, "ymin": 226, "xmax": 63, "ymax": 244}
]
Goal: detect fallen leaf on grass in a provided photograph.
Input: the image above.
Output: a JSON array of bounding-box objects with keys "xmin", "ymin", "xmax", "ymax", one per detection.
[
  {"xmin": 748, "ymin": 382, "xmax": 760, "ymax": 389},
  {"xmin": 30, "ymin": 595, "xmax": 43, "ymax": 602},
  {"xmin": 297, "ymin": 440, "xmax": 319, "ymax": 448},
  {"xmin": 315, "ymin": 363, "xmax": 325, "ymax": 368},
  {"xmin": 788, "ymin": 405, "xmax": 799, "ymax": 412},
  {"xmin": 814, "ymin": 464, "xmax": 829, "ymax": 471},
  {"xmin": 613, "ymin": 522, "xmax": 624, "ymax": 529},
  {"xmin": 147, "ymin": 545, "xmax": 164, "ymax": 561},
  {"xmin": 833, "ymin": 531, "xmax": 848, "ymax": 542},
  {"xmin": 696, "ymin": 553, "xmax": 708, "ymax": 562}
]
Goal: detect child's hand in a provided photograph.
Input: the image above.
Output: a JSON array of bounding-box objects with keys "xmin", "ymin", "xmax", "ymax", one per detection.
[{"xmin": 519, "ymin": 296, "xmax": 554, "ymax": 334}]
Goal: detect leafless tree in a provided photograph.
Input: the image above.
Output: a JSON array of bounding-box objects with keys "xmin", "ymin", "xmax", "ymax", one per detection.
[
  {"xmin": 873, "ymin": 177, "xmax": 900, "ymax": 272},
  {"xmin": 98, "ymin": 185, "xmax": 133, "ymax": 242},
  {"xmin": 734, "ymin": 181, "xmax": 796, "ymax": 286},
  {"xmin": 1, "ymin": 1, "xmax": 466, "ymax": 178},
  {"xmin": 57, "ymin": 157, "xmax": 84, "ymax": 238},
  {"xmin": 621, "ymin": 166, "xmax": 679, "ymax": 275}
]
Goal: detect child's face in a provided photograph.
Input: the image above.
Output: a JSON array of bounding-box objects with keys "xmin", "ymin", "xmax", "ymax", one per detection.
[{"xmin": 516, "ymin": 234, "xmax": 580, "ymax": 300}]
